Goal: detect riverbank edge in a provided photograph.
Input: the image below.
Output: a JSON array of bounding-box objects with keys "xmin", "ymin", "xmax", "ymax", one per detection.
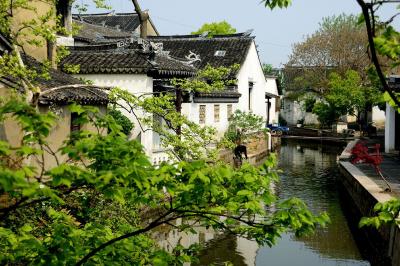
[{"xmin": 338, "ymin": 140, "xmax": 400, "ymax": 266}]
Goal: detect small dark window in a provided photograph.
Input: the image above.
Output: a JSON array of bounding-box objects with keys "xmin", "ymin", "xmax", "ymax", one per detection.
[
  {"xmin": 248, "ymin": 82, "xmax": 254, "ymax": 111},
  {"xmin": 70, "ymin": 112, "xmax": 81, "ymax": 133}
]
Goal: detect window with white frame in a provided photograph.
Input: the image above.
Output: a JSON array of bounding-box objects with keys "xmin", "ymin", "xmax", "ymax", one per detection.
[
  {"xmin": 227, "ymin": 104, "xmax": 233, "ymax": 119},
  {"xmin": 214, "ymin": 104, "xmax": 220, "ymax": 122},
  {"xmin": 199, "ymin": 105, "xmax": 206, "ymax": 124}
]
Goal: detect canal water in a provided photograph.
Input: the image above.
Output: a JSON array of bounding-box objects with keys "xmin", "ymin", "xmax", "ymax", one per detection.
[{"xmin": 195, "ymin": 138, "xmax": 370, "ymax": 266}]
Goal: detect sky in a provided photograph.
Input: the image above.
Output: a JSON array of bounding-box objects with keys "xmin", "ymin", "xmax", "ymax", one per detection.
[{"xmin": 76, "ymin": 0, "xmax": 399, "ymax": 67}]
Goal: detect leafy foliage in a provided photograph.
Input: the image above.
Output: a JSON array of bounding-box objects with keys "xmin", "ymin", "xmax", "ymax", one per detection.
[
  {"xmin": 359, "ymin": 199, "xmax": 400, "ymax": 229},
  {"xmin": 283, "ymin": 14, "xmax": 370, "ymax": 97},
  {"xmin": 303, "ymin": 97, "xmax": 316, "ymax": 113},
  {"xmin": 0, "ymin": 96, "xmax": 329, "ymax": 264},
  {"xmin": 107, "ymin": 107, "xmax": 134, "ymax": 136},
  {"xmin": 311, "ymin": 70, "xmax": 382, "ymax": 127},
  {"xmin": 109, "ymin": 87, "xmax": 219, "ymax": 161},
  {"xmin": 223, "ymin": 110, "xmax": 267, "ymax": 147},
  {"xmin": 312, "ymin": 102, "xmax": 336, "ymax": 128},
  {"xmin": 171, "ymin": 64, "xmax": 239, "ymax": 93},
  {"xmin": 262, "ymin": 0, "xmax": 292, "ymax": 9},
  {"xmin": 262, "ymin": 64, "xmax": 274, "ymax": 76},
  {"xmin": 191, "ymin": 21, "xmax": 237, "ymax": 37}
]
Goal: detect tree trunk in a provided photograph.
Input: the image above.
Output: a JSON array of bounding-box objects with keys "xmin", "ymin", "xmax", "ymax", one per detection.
[
  {"xmin": 47, "ymin": 40, "xmax": 55, "ymax": 68},
  {"xmin": 175, "ymin": 88, "xmax": 183, "ymax": 159},
  {"xmin": 132, "ymin": 0, "xmax": 149, "ymax": 38},
  {"xmin": 175, "ymin": 88, "xmax": 182, "ymax": 136},
  {"xmin": 56, "ymin": 0, "xmax": 72, "ymax": 35}
]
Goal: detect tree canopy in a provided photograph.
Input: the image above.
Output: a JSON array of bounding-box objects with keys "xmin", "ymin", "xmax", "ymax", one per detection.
[
  {"xmin": 284, "ymin": 14, "xmax": 369, "ymax": 95},
  {"xmin": 312, "ymin": 70, "xmax": 382, "ymax": 127},
  {"xmin": 262, "ymin": 0, "xmax": 400, "ymax": 111},
  {"xmin": 191, "ymin": 21, "xmax": 237, "ymax": 37}
]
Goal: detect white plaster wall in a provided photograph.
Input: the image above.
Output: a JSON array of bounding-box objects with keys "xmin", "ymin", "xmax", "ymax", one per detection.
[
  {"xmin": 56, "ymin": 35, "xmax": 74, "ymax": 46},
  {"xmin": 281, "ymin": 99, "xmax": 319, "ymax": 126},
  {"xmin": 159, "ymin": 40, "xmax": 278, "ymax": 141},
  {"xmin": 183, "ymin": 102, "xmax": 237, "ymax": 138},
  {"xmin": 281, "ymin": 99, "xmax": 302, "ymax": 125},
  {"xmin": 372, "ymin": 106, "xmax": 385, "ymax": 129},
  {"xmin": 236, "ymin": 237, "xmax": 258, "ymax": 266},
  {"xmin": 265, "ymin": 77, "xmax": 279, "ymax": 123},
  {"xmin": 74, "ymin": 73, "xmax": 154, "ymax": 155},
  {"xmin": 385, "ymin": 103, "xmax": 396, "ymax": 153},
  {"xmin": 236, "ymin": 41, "xmax": 278, "ymax": 124}
]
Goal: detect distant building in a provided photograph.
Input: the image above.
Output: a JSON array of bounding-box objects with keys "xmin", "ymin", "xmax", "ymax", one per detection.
[{"xmin": 280, "ymin": 66, "xmax": 386, "ymax": 128}]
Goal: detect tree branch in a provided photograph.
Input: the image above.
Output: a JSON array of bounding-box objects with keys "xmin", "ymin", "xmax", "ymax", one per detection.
[
  {"xmin": 356, "ymin": 0, "xmax": 400, "ymax": 107},
  {"xmin": 75, "ymin": 209, "xmax": 176, "ymax": 266}
]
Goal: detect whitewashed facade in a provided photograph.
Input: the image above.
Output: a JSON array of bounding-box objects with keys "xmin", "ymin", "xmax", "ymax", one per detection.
[
  {"xmin": 385, "ymin": 103, "xmax": 399, "ymax": 153},
  {"xmin": 237, "ymin": 41, "xmax": 279, "ymax": 123},
  {"xmin": 183, "ymin": 40, "xmax": 280, "ymax": 136},
  {"xmin": 280, "ymin": 98, "xmax": 318, "ymax": 126},
  {"xmin": 65, "ymin": 33, "xmax": 279, "ymax": 162},
  {"xmin": 74, "ymin": 73, "xmax": 155, "ymax": 155}
]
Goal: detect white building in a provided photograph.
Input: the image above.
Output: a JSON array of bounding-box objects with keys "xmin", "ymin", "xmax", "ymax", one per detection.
[
  {"xmin": 385, "ymin": 76, "xmax": 400, "ymax": 153},
  {"xmin": 61, "ymin": 42, "xmax": 196, "ymax": 163},
  {"xmin": 280, "ymin": 97, "xmax": 319, "ymax": 126},
  {"xmin": 150, "ymin": 33, "xmax": 280, "ymax": 136},
  {"xmin": 62, "ymin": 28, "xmax": 280, "ymax": 161}
]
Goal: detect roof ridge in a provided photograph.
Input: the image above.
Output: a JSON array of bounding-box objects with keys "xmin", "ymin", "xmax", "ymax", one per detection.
[
  {"xmin": 73, "ymin": 18, "xmax": 122, "ymax": 28},
  {"xmin": 73, "ymin": 19, "xmax": 133, "ymax": 34},
  {"xmin": 73, "ymin": 12, "xmax": 138, "ymax": 17},
  {"xmin": 153, "ymin": 53, "xmax": 194, "ymax": 66},
  {"xmin": 149, "ymin": 33, "xmax": 254, "ymax": 40}
]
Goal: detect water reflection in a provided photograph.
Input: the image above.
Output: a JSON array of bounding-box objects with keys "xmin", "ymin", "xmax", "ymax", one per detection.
[
  {"xmin": 256, "ymin": 139, "xmax": 369, "ymax": 266},
  {"xmin": 155, "ymin": 139, "xmax": 370, "ymax": 266}
]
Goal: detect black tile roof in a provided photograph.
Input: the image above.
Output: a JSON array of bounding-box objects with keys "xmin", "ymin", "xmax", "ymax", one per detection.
[
  {"xmin": 61, "ymin": 45, "xmax": 196, "ymax": 77},
  {"xmin": 0, "ymin": 54, "xmax": 109, "ymax": 105},
  {"xmin": 73, "ymin": 19, "xmax": 132, "ymax": 44},
  {"xmin": 73, "ymin": 12, "xmax": 141, "ymax": 33},
  {"xmin": 147, "ymin": 33, "xmax": 254, "ymax": 69},
  {"xmin": 39, "ymin": 85, "xmax": 109, "ymax": 105}
]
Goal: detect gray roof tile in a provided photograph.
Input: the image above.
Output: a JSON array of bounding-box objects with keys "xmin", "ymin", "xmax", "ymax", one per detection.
[
  {"xmin": 148, "ymin": 34, "xmax": 254, "ymax": 69},
  {"xmin": 73, "ymin": 19, "xmax": 132, "ymax": 44},
  {"xmin": 61, "ymin": 44, "xmax": 196, "ymax": 77},
  {"xmin": 73, "ymin": 13, "xmax": 140, "ymax": 33},
  {"xmin": 0, "ymin": 54, "xmax": 109, "ymax": 105}
]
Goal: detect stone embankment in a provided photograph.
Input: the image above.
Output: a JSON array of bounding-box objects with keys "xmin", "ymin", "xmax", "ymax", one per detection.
[
  {"xmin": 280, "ymin": 126, "xmax": 356, "ymax": 141},
  {"xmin": 338, "ymin": 140, "xmax": 400, "ymax": 266},
  {"xmin": 219, "ymin": 132, "xmax": 270, "ymax": 167}
]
